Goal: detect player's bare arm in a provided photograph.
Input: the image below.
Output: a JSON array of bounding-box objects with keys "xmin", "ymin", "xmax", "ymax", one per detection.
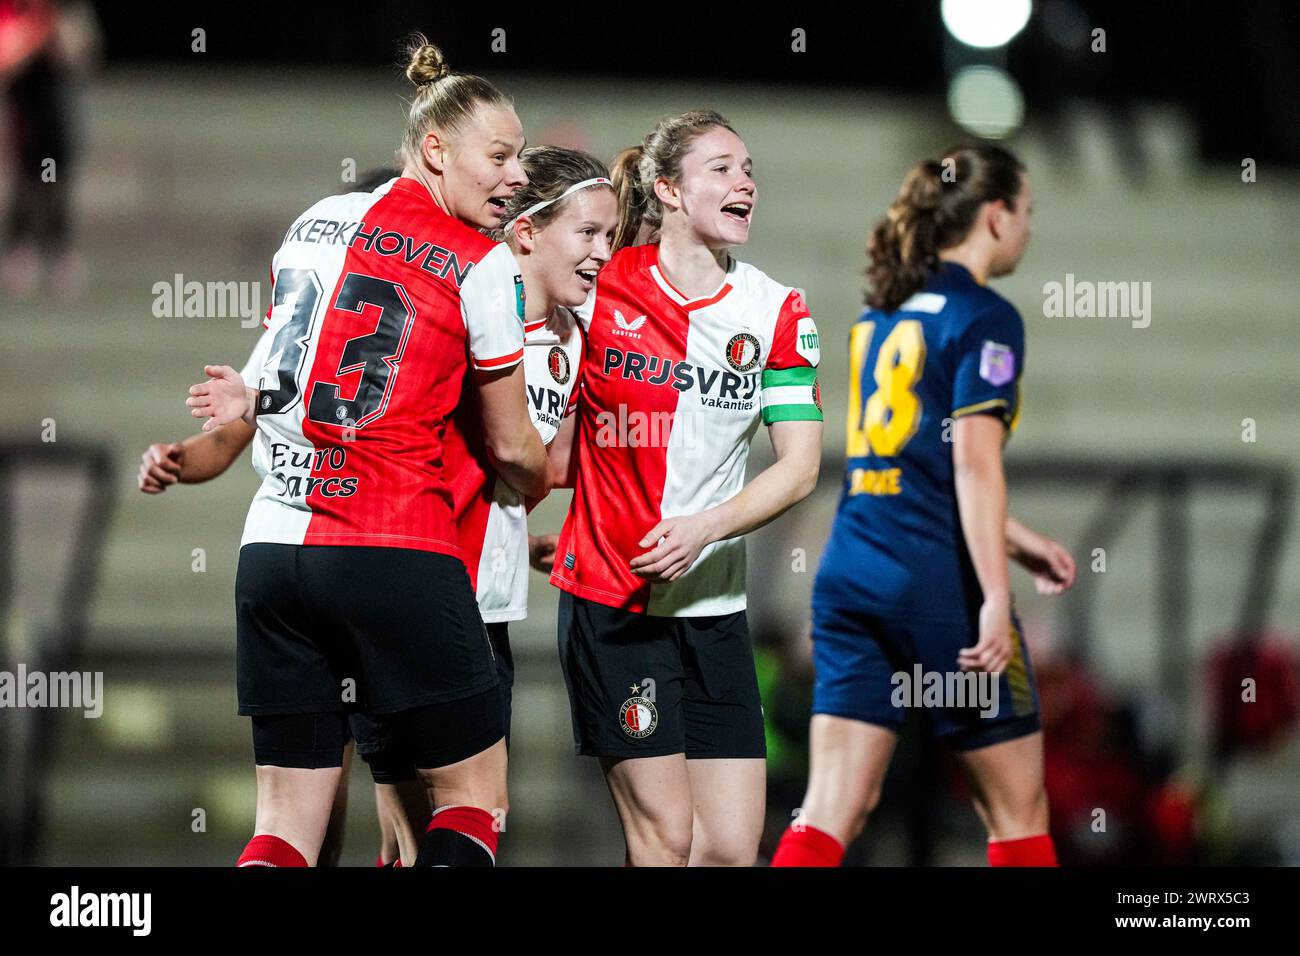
[
  {"xmin": 1006, "ymin": 515, "xmax": 1076, "ymax": 596},
  {"xmin": 545, "ymin": 411, "xmax": 577, "ymax": 489},
  {"xmin": 630, "ymin": 418, "xmax": 822, "ymax": 583},
  {"xmin": 137, "ymin": 419, "xmax": 256, "ymax": 493},
  {"xmin": 475, "ymin": 362, "xmax": 550, "ymax": 499},
  {"xmin": 953, "ymin": 413, "xmax": 1013, "ymax": 674}
]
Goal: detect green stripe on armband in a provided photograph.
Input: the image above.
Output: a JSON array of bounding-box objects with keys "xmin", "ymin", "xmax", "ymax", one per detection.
[
  {"xmin": 762, "ymin": 402, "xmax": 823, "ymax": 424},
  {"xmin": 761, "ymin": 365, "xmax": 818, "ymax": 388}
]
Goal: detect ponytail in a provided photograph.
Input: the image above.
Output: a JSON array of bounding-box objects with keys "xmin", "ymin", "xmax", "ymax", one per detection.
[
  {"xmin": 866, "ymin": 144, "xmax": 1024, "ymax": 312},
  {"xmin": 610, "ymin": 146, "xmax": 648, "ymax": 252}
]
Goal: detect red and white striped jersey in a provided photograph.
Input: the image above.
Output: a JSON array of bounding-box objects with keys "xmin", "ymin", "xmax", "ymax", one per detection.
[
  {"xmin": 239, "ymin": 303, "xmax": 580, "ymax": 622},
  {"xmin": 238, "ymin": 177, "xmax": 525, "ymax": 557},
  {"xmin": 550, "ymin": 243, "xmax": 822, "ymax": 616},
  {"xmin": 445, "ymin": 308, "xmax": 583, "ymax": 622}
]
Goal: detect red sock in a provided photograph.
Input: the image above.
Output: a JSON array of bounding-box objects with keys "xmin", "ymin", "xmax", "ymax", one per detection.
[
  {"xmin": 421, "ymin": 806, "xmax": 499, "ymax": 865},
  {"xmin": 771, "ymin": 824, "xmax": 845, "ymax": 867},
  {"xmin": 237, "ymin": 834, "xmax": 308, "ymax": 867},
  {"xmin": 987, "ymin": 833, "xmax": 1058, "ymax": 867}
]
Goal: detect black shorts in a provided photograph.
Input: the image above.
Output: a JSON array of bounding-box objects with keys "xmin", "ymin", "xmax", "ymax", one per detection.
[
  {"xmin": 556, "ymin": 592, "xmax": 766, "ymax": 760},
  {"xmin": 236, "ymin": 543, "xmax": 499, "ymax": 717},
  {"xmin": 352, "ymin": 622, "xmax": 515, "ymax": 783}
]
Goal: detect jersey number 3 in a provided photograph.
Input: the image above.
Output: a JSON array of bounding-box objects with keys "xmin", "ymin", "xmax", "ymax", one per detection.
[
  {"xmin": 846, "ymin": 319, "xmax": 926, "ymax": 457},
  {"xmin": 259, "ymin": 269, "xmax": 416, "ymax": 429}
]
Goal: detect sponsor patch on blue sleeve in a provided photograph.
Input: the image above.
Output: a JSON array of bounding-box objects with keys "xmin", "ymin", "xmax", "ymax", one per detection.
[{"xmin": 979, "ymin": 340, "xmax": 1016, "ymax": 386}]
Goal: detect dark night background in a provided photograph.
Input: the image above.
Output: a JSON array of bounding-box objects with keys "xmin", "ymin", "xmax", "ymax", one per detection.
[{"xmin": 95, "ymin": 2, "xmax": 1300, "ymax": 166}]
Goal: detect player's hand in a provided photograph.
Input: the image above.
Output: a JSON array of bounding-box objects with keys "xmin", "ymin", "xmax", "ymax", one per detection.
[
  {"xmin": 186, "ymin": 365, "xmax": 251, "ymax": 432},
  {"xmin": 1013, "ymin": 532, "xmax": 1076, "ymax": 595},
  {"xmin": 629, "ymin": 514, "xmax": 715, "ymax": 583},
  {"xmin": 138, "ymin": 441, "xmax": 184, "ymax": 493},
  {"xmin": 959, "ymin": 597, "xmax": 1013, "ymax": 674},
  {"xmin": 529, "ymin": 533, "xmax": 559, "ymax": 573}
]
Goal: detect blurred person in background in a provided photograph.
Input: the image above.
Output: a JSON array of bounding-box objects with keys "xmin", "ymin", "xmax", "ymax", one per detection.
[
  {"xmin": 0, "ymin": 0, "xmax": 99, "ymax": 298},
  {"xmin": 772, "ymin": 145, "xmax": 1076, "ymax": 868}
]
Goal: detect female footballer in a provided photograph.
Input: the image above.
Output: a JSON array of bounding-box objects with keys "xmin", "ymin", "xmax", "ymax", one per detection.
[
  {"xmin": 545, "ymin": 109, "xmax": 824, "ymax": 867},
  {"xmin": 144, "ymin": 146, "xmax": 618, "ymax": 866},
  {"xmin": 185, "ymin": 37, "xmax": 548, "ymax": 867},
  {"xmin": 362, "ymin": 145, "xmax": 618, "ymax": 865},
  {"xmin": 771, "ymin": 144, "xmax": 1076, "ymax": 868}
]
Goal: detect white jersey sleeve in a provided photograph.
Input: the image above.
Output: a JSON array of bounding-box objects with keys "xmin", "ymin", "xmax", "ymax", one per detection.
[
  {"xmin": 239, "ymin": 326, "xmax": 276, "ymax": 387},
  {"xmin": 460, "ymin": 242, "xmax": 526, "ymax": 371}
]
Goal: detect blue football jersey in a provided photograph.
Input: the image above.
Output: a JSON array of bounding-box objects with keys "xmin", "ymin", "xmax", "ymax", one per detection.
[{"xmin": 813, "ymin": 262, "xmax": 1025, "ymax": 622}]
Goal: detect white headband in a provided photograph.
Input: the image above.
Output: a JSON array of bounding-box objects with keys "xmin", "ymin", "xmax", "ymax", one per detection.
[{"xmin": 506, "ymin": 177, "xmax": 612, "ymax": 227}]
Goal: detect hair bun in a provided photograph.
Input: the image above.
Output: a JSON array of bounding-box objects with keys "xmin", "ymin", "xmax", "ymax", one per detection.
[
  {"xmin": 405, "ymin": 37, "xmax": 450, "ymax": 88},
  {"xmin": 903, "ymin": 160, "xmax": 945, "ymax": 212}
]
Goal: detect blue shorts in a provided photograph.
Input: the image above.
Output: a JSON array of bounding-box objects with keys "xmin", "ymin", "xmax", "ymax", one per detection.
[{"xmin": 811, "ymin": 601, "xmax": 1041, "ymax": 751}]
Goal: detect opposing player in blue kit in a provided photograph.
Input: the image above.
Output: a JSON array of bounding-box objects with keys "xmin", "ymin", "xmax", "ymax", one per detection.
[{"xmin": 773, "ymin": 145, "xmax": 1076, "ymax": 868}]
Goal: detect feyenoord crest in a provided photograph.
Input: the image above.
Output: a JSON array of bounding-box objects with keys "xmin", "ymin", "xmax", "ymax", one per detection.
[
  {"xmin": 548, "ymin": 345, "xmax": 571, "ymax": 385},
  {"xmin": 619, "ymin": 694, "xmax": 658, "ymax": 738},
  {"xmin": 725, "ymin": 332, "xmax": 761, "ymax": 372}
]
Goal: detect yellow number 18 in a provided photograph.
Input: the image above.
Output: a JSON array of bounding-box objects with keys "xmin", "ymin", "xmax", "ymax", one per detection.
[{"xmin": 846, "ymin": 319, "xmax": 927, "ymax": 457}]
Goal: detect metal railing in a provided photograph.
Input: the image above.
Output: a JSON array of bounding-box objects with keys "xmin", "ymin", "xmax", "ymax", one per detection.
[{"xmin": 0, "ymin": 440, "xmax": 116, "ymax": 865}]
